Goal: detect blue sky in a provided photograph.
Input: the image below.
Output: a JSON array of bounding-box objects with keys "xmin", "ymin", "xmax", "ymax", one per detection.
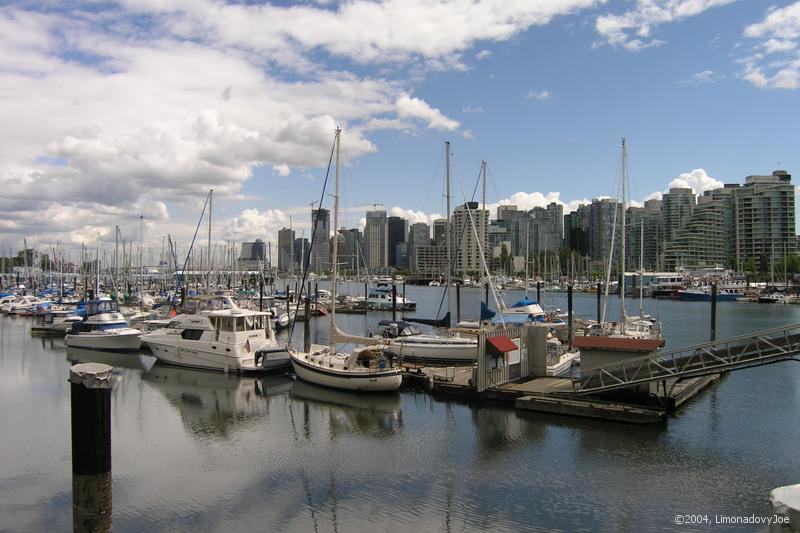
[{"xmin": 0, "ymin": 0, "xmax": 798, "ymax": 254}]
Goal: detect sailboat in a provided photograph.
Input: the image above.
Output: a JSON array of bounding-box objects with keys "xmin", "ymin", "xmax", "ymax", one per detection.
[
  {"xmin": 575, "ymin": 139, "xmax": 663, "ymax": 350},
  {"xmin": 288, "ymin": 128, "xmax": 402, "ymax": 392},
  {"xmin": 379, "ymin": 142, "xmax": 478, "ymax": 364}
]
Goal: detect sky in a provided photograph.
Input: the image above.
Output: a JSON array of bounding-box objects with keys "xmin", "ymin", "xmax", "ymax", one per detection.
[{"xmin": 0, "ymin": 0, "xmax": 798, "ymax": 258}]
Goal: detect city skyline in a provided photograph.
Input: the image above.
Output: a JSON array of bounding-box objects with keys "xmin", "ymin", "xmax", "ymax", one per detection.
[{"xmin": 0, "ymin": 1, "xmax": 798, "ymax": 253}]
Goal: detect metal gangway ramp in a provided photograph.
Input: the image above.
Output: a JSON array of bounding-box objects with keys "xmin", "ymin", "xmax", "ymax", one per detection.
[{"xmin": 572, "ymin": 324, "xmax": 800, "ymax": 395}]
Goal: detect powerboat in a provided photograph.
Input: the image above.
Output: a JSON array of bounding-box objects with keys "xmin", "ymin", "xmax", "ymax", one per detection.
[
  {"xmin": 141, "ymin": 308, "xmax": 290, "ymax": 372},
  {"xmin": 65, "ymin": 299, "xmax": 141, "ymax": 351}
]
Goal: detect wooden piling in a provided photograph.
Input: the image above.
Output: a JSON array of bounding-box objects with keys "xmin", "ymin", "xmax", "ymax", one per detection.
[
  {"xmin": 536, "ymin": 281, "xmax": 541, "ymax": 302},
  {"xmin": 364, "ymin": 281, "xmax": 368, "ymax": 314},
  {"xmin": 456, "ymin": 283, "xmax": 461, "ymax": 325},
  {"xmin": 392, "ymin": 284, "xmax": 397, "ymax": 321},
  {"xmin": 596, "ymin": 282, "xmax": 602, "ymax": 322},
  {"xmin": 70, "ymin": 363, "xmax": 113, "ymax": 533},
  {"xmin": 710, "ymin": 283, "xmax": 718, "ymax": 342},
  {"xmin": 259, "ymin": 280, "xmax": 264, "ymax": 312},
  {"xmin": 303, "ymin": 297, "xmax": 311, "ymax": 352},
  {"xmin": 568, "ymin": 284, "xmax": 574, "ymax": 348}
]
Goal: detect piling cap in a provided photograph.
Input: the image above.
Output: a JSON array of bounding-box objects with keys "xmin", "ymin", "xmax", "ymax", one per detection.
[{"xmin": 70, "ymin": 363, "xmax": 114, "ymax": 389}]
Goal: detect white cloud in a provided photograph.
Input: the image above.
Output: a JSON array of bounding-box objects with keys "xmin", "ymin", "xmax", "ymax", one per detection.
[
  {"xmin": 223, "ymin": 208, "xmax": 289, "ymax": 243},
  {"xmin": 272, "ymin": 164, "xmax": 290, "ymax": 176},
  {"xmin": 595, "ymin": 0, "xmax": 735, "ymax": 51},
  {"xmin": 677, "ymin": 69, "xmax": 724, "ymax": 85},
  {"xmin": 396, "ymin": 95, "xmax": 460, "ymax": 131},
  {"xmin": 388, "ymin": 207, "xmax": 444, "ymax": 225},
  {"xmin": 461, "ymin": 129, "xmax": 474, "ymax": 140},
  {"xmin": 526, "ymin": 89, "xmax": 551, "ymax": 100},
  {"xmin": 462, "ymin": 105, "xmax": 484, "ymax": 114},
  {"xmin": 475, "ymin": 49, "xmax": 492, "ymax": 60},
  {"xmin": 667, "ymin": 168, "xmax": 723, "ymax": 195},
  {"xmin": 741, "ymin": 2, "xmax": 800, "ymax": 90}
]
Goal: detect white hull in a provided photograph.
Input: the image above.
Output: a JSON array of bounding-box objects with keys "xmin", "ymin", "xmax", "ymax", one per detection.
[
  {"xmin": 65, "ymin": 328, "xmax": 141, "ymax": 351},
  {"xmin": 384, "ymin": 337, "xmax": 477, "ymax": 364},
  {"xmin": 546, "ymin": 351, "xmax": 580, "ymax": 377},
  {"xmin": 290, "ymin": 352, "xmax": 402, "ymax": 392},
  {"xmin": 144, "ymin": 338, "xmax": 290, "ymax": 372}
]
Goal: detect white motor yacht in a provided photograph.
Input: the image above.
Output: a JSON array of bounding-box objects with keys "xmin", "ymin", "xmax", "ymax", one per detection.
[
  {"xmin": 65, "ymin": 299, "xmax": 141, "ymax": 351},
  {"xmin": 31, "ymin": 309, "xmax": 83, "ymax": 334},
  {"xmin": 141, "ymin": 308, "xmax": 290, "ymax": 372}
]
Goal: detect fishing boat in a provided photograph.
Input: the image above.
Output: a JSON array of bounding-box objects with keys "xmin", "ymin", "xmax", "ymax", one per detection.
[
  {"xmin": 288, "ymin": 128, "xmax": 402, "ymax": 392},
  {"xmin": 678, "ymin": 286, "xmax": 741, "ymax": 302},
  {"xmin": 65, "ymin": 299, "xmax": 142, "ymax": 351},
  {"xmin": 357, "ymin": 282, "xmax": 417, "ymax": 310},
  {"xmin": 141, "ymin": 308, "xmax": 290, "ymax": 372}
]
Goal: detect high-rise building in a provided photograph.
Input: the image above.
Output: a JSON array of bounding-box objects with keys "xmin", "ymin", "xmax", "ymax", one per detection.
[
  {"xmin": 277, "ymin": 228, "xmax": 295, "ymax": 272},
  {"xmin": 395, "ymin": 242, "xmax": 408, "ymax": 269},
  {"xmin": 363, "ymin": 210, "xmax": 388, "ymax": 271},
  {"xmin": 408, "ymin": 222, "xmax": 430, "ymax": 273},
  {"xmin": 294, "ymin": 237, "xmax": 310, "ymax": 272},
  {"xmin": 240, "ymin": 239, "xmax": 266, "ymax": 262},
  {"xmin": 310, "ymin": 208, "xmax": 330, "ymax": 272},
  {"xmin": 432, "ymin": 219, "xmax": 447, "ymax": 247},
  {"xmin": 624, "ymin": 199, "xmax": 662, "ymax": 271},
  {"xmin": 529, "ymin": 202, "xmax": 563, "ymax": 255},
  {"xmin": 662, "ymin": 188, "xmax": 695, "ymax": 244},
  {"xmin": 450, "ymin": 201, "xmax": 489, "ymax": 275},
  {"xmin": 341, "ymin": 228, "xmax": 361, "ymax": 273},
  {"xmin": 415, "ymin": 245, "xmax": 448, "ymax": 277},
  {"xmin": 387, "ymin": 216, "xmax": 408, "ymax": 268},
  {"xmin": 564, "ymin": 204, "xmax": 590, "ymax": 256},
  {"xmin": 663, "ymin": 195, "xmax": 730, "ymax": 270},
  {"xmin": 496, "ymin": 205, "xmax": 528, "ymax": 257},
  {"xmin": 734, "ymin": 170, "xmax": 796, "ymax": 269},
  {"xmin": 589, "ymin": 198, "xmax": 622, "ymax": 265}
]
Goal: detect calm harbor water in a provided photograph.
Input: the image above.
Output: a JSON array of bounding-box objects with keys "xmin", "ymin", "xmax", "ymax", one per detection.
[{"xmin": 2, "ymin": 286, "xmax": 800, "ymax": 532}]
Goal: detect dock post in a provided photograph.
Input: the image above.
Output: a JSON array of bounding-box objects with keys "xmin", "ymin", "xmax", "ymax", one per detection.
[
  {"xmin": 70, "ymin": 363, "xmax": 113, "ymax": 533},
  {"xmin": 303, "ymin": 297, "xmax": 311, "ymax": 352},
  {"xmin": 364, "ymin": 281, "xmax": 368, "ymax": 314},
  {"xmin": 596, "ymin": 282, "xmax": 602, "ymax": 322},
  {"xmin": 710, "ymin": 283, "xmax": 718, "ymax": 342},
  {"xmin": 568, "ymin": 284, "xmax": 574, "ymax": 348},
  {"xmin": 536, "ymin": 281, "xmax": 541, "ymax": 302},
  {"xmin": 484, "ymin": 282, "xmax": 489, "ymax": 306},
  {"xmin": 392, "ymin": 284, "xmax": 397, "ymax": 321},
  {"xmin": 402, "ymin": 282, "xmax": 406, "ymax": 315},
  {"xmin": 259, "ymin": 279, "xmax": 264, "ymax": 312},
  {"xmin": 456, "ymin": 283, "xmax": 461, "ymax": 325}
]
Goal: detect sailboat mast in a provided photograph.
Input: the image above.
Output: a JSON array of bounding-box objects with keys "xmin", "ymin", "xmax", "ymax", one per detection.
[
  {"xmin": 525, "ymin": 220, "xmax": 530, "ymax": 298},
  {"xmin": 330, "ymin": 127, "xmax": 341, "ymax": 349},
  {"xmin": 445, "ymin": 141, "xmax": 452, "ymax": 324},
  {"xmin": 139, "ymin": 215, "xmax": 144, "ymax": 298},
  {"xmin": 620, "ymin": 138, "xmax": 627, "ymax": 330},
  {"xmin": 207, "ymin": 189, "xmax": 213, "ymax": 290},
  {"xmin": 639, "ymin": 221, "xmax": 644, "ymax": 317},
  {"xmin": 481, "ymin": 159, "xmax": 487, "ymax": 301}
]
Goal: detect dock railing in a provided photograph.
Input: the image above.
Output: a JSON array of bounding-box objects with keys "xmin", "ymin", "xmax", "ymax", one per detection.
[{"xmin": 572, "ymin": 323, "xmax": 800, "ymax": 395}]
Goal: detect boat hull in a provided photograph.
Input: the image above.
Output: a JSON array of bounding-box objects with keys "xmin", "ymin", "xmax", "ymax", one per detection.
[
  {"xmin": 383, "ymin": 338, "xmax": 478, "ymax": 365},
  {"xmin": 143, "ymin": 338, "xmax": 290, "ymax": 372},
  {"xmin": 290, "ymin": 353, "xmax": 402, "ymax": 392},
  {"xmin": 65, "ymin": 329, "xmax": 141, "ymax": 351}
]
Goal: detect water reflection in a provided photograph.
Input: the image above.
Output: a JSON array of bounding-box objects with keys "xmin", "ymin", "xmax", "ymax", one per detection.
[
  {"xmin": 290, "ymin": 380, "xmax": 404, "ymax": 439},
  {"xmin": 142, "ymin": 365, "xmax": 293, "ymax": 439},
  {"xmin": 66, "ymin": 346, "xmax": 157, "ymax": 372}
]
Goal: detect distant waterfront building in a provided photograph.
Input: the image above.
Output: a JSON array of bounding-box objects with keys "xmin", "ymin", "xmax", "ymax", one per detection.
[
  {"xmin": 310, "ymin": 208, "xmax": 330, "ymax": 272},
  {"xmin": 663, "ymin": 194, "xmax": 731, "ymax": 270},
  {"xmin": 496, "ymin": 205, "xmax": 528, "ymax": 257},
  {"xmin": 277, "ymin": 228, "xmax": 295, "ymax": 272},
  {"xmin": 387, "ymin": 216, "xmax": 408, "ymax": 268},
  {"xmin": 734, "ymin": 170, "xmax": 796, "ymax": 269},
  {"xmin": 588, "ymin": 198, "xmax": 621, "ymax": 265},
  {"xmin": 363, "ymin": 210, "xmax": 388, "ymax": 271},
  {"xmin": 342, "ymin": 228, "xmax": 361, "ymax": 273},
  {"xmin": 564, "ymin": 204, "xmax": 590, "ymax": 257},
  {"xmin": 240, "ymin": 239, "xmax": 267, "ymax": 262},
  {"xmin": 451, "ymin": 201, "xmax": 488, "ymax": 275},
  {"xmin": 415, "ymin": 245, "xmax": 448, "ymax": 277},
  {"xmin": 294, "ymin": 237, "xmax": 310, "ymax": 272},
  {"xmin": 625, "ymin": 199, "xmax": 662, "ymax": 271},
  {"xmin": 432, "ymin": 219, "xmax": 447, "ymax": 247},
  {"xmin": 395, "ymin": 242, "xmax": 408, "ymax": 269},
  {"xmin": 408, "ymin": 222, "xmax": 431, "ymax": 273},
  {"xmin": 661, "ymin": 188, "xmax": 695, "ymax": 244},
  {"xmin": 530, "ymin": 202, "xmax": 563, "ymax": 255}
]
